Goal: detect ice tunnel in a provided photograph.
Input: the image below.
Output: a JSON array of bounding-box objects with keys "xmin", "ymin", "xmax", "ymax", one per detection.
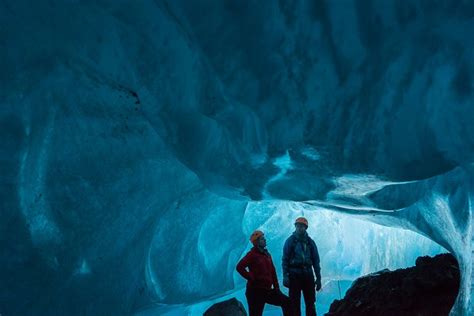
[{"xmin": 1, "ymin": 0, "xmax": 473, "ymax": 315}]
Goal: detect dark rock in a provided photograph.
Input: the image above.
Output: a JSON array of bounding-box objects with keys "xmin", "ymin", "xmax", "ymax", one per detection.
[
  {"xmin": 203, "ymin": 297, "xmax": 247, "ymax": 316},
  {"xmin": 326, "ymin": 253, "xmax": 460, "ymax": 316}
]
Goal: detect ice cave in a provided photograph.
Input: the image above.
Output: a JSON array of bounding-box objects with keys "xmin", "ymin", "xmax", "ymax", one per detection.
[{"xmin": 1, "ymin": 1, "xmax": 473, "ymax": 315}]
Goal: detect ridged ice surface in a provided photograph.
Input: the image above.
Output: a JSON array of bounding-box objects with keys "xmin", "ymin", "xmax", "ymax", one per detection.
[{"xmin": 1, "ymin": 1, "xmax": 473, "ymax": 315}]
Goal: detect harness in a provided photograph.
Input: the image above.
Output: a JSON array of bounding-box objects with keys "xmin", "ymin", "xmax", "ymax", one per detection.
[{"xmin": 288, "ymin": 235, "xmax": 314, "ymax": 270}]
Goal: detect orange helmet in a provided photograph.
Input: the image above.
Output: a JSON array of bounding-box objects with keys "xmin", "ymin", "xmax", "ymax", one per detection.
[
  {"xmin": 295, "ymin": 217, "xmax": 308, "ymax": 228},
  {"xmin": 249, "ymin": 230, "xmax": 264, "ymax": 246}
]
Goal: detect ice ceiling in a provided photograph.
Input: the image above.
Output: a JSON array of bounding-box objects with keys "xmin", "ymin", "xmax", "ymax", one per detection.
[{"xmin": 1, "ymin": 0, "xmax": 473, "ymax": 315}]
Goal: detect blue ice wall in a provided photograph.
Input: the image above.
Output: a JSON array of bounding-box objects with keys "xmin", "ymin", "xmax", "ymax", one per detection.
[{"xmin": 1, "ymin": 0, "xmax": 473, "ymax": 315}]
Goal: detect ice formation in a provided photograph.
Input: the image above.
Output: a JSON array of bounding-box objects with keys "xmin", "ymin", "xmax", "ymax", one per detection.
[{"xmin": 1, "ymin": 1, "xmax": 472, "ymax": 315}]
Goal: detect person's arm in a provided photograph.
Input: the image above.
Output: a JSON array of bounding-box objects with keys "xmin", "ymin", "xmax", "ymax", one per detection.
[
  {"xmin": 282, "ymin": 238, "xmax": 290, "ymax": 278},
  {"xmin": 282, "ymin": 238, "xmax": 291, "ymax": 287},
  {"xmin": 311, "ymin": 240, "xmax": 322, "ymax": 289},
  {"xmin": 271, "ymin": 258, "xmax": 280, "ymax": 289},
  {"xmin": 312, "ymin": 241, "xmax": 321, "ymax": 280},
  {"xmin": 236, "ymin": 252, "xmax": 254, "ymax": 281}
]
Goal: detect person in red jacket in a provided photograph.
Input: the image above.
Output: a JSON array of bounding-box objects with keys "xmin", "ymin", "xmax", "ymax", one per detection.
[{"xmin": 236, "ymin": 230, "xmax": 292, "ymax": 316}]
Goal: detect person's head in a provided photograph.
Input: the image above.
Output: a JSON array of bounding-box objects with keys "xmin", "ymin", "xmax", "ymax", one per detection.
[
  {"xmin": 250, "ymin": 230, "xmax": 266, "ymax": 248},
  {"xmin": 294, "ymin": 217, "xmax": 308, "ymax": 235}
]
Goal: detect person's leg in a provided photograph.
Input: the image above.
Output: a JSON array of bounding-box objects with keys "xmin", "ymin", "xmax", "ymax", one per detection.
[
  {"xmin": 301, "ymin": 276, "xmax": 316, "ymax": 316},
  {"xmin": 289, "ymin": 275, "xmax": 302, "ymax": 316},
  {"xmin": 265, "ymin": 289, "xmax": 293, "ymax": 316},
  {"xmin": 245, "ymin": 287, "xmax": 266, "ymax": 316}
]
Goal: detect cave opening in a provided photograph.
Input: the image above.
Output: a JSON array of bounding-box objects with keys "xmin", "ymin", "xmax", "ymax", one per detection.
[{"xmin": 141, "ymin": 201, "xmax": 459, "ymax": 315}]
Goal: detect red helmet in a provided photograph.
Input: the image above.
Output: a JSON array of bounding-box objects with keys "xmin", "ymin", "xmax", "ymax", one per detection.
[{"xmin": 295, "ymin": 217, "xmax": 308, "ymax": 228}]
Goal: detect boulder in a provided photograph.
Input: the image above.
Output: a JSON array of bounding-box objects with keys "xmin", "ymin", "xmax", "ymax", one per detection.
[
  {"xmin": 326, "ymin": 253, "xmax": 459, "ymax": 316},
  {"xmin": 203, "ymin": 297, "xmax": 247, "ymax": 316}
]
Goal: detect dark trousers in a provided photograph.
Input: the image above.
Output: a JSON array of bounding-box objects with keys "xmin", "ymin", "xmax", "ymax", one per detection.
[
  {"xmin": 245, "ymin": 286, "xmax": 292, "ymax": 316},
  {"xmin": 289, "ymin": 274, "xmax": 316, "ymax": 316}
]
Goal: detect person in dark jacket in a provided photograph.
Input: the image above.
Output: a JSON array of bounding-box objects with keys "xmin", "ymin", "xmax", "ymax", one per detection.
[
  {"xmin": 236, "ymin": 230, "xmax": 293, "ymax": 316},
  {"xmin": 282, "ymin": 217, "xmax": 321, "ymax": 316}
]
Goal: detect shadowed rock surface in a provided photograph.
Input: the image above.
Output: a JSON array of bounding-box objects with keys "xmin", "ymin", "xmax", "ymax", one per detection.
[
  {"xmin": 327, "ymin": 253, "xmax": 460, "ymax": 316},
  {"xmin": 203, "ymin": 298, "xmax": 247, "ymax": 316}
]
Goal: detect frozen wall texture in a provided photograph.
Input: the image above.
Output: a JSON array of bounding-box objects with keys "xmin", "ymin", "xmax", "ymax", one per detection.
[{"xmin": 0, "ymin": 0, "xmax": 473, "ymax": 315}]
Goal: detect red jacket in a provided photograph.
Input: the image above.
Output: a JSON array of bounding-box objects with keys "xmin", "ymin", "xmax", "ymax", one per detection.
[{"xmin": 236, "ymin": 247, "xmax": 279, "ymax": 290}]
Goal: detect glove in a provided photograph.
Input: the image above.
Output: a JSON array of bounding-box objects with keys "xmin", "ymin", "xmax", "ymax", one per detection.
[
  {"xmin": 316, "ymin": 279, "xmax": 322, "ymax": 291},
  {"xmin": 283, "ymin": 275, "xmax": 290, "ymax": 288}
]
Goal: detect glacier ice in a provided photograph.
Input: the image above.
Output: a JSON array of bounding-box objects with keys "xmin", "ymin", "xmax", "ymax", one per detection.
[{"xmin": 1, "ymin": 0, "xmax": 473, "ymax": 315}]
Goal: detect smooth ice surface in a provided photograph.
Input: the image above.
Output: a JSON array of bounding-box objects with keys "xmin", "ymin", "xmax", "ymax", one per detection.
[{"xmin": 1, "ymin": 1, "xmax": 473, "ymax": 315}]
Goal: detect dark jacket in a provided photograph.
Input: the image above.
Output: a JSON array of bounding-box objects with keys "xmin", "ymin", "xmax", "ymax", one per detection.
[
  {"xmin": 236, "ymin": 247, "xmax": 280, "ymax": 290},
  {"xmin": 282, "ymin": 232, "xmax": 321, "ymax": 281}
]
